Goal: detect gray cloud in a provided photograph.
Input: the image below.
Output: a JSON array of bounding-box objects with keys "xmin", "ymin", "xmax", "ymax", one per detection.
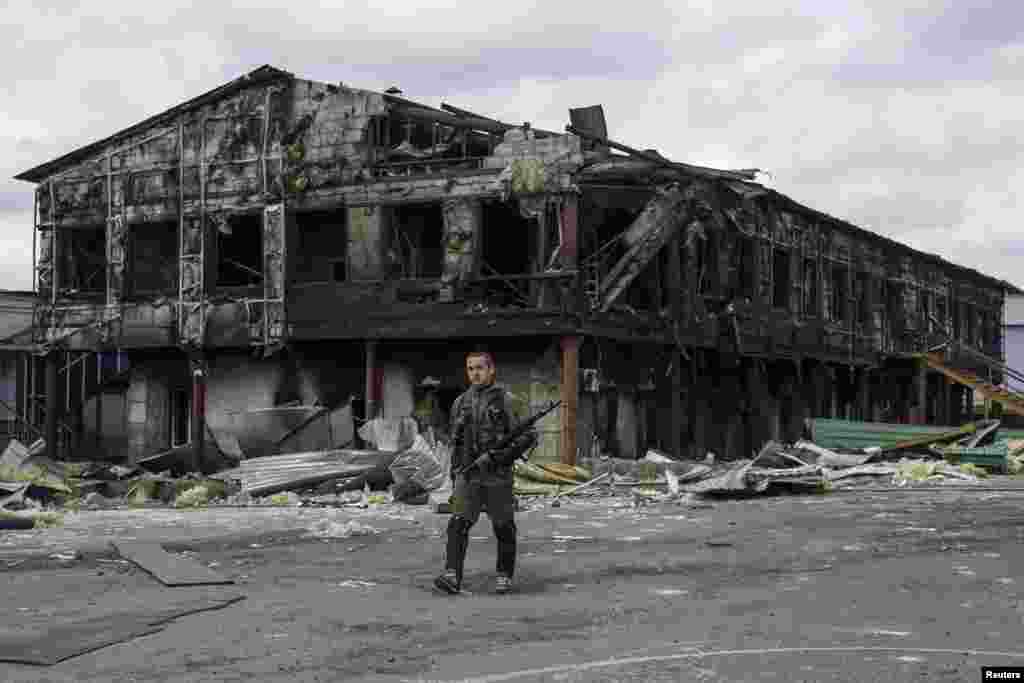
[{"xmin": 2, "ymin": 0, "xmax": 1022, "ymax": 291}]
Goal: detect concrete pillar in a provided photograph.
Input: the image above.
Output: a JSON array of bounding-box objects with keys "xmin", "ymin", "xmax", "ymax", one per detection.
[
  {"xmin": 381, "ymin": 363, "xmax": 415, "ymax": 419},
  {"xmin": 44, "ymin": 351, "xmax": 59, "ymax": 461},
  {"xmin": 347, "ymin": 206, "xmax": 389, "ymax": 281},
  {"xmin": 560, "ymin": 335, "xmax": 580, "ymax": 465},
  {"xmin": 615, "ymin": 388, "xmax": 637, "ymax": 459},
  {"xmin": 365, "ymin": 340, "xmax": 381, "ymax": 421},
  {"xmin": 190, "ymin": 359, "xmax": 206, "ymax": 473},
  {"xmin": 442, "ymin": 199, "xmax": 482, "ymax": 291}
]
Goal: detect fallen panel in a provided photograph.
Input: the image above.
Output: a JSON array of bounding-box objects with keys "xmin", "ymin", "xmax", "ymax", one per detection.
[
  {"xmin": 113, "ymin": 541, "xmax": 234, "ymax": 587},
  {"xmin": 0, "ymin": 439, "xmax": 29, "ymax": 468},
  {"xmin": 220, "ymin": 448, "xmax": 399, "ymax": 496},
  {"xmin": 793, "ymin": 440, "xmax": 875, "ymax": 468},
  {"xmin": 136, "ymin": 442, "xmax": 229, "ymax": 476},
  {"xmin": 0, "ymin": 594, "xmax": 244, "ymax": 665},
  {"xmin": 805, "ymin": 418, "xmax": 969, "ymax": 451}
]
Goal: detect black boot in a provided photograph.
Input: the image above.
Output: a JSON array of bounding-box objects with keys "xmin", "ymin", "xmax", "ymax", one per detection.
[
  {"xmin": 494, "ymin": 520, "xmax": 517, "ymax": 579},
  {"xmin": 437, "ymin": 516, "xmax": 471, "ymax": 593}
]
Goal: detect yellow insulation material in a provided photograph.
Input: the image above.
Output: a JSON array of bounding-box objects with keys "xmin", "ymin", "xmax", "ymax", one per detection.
[{"xmin": 514, "ymin": 462, "xmax": 590, "ymax": 485}]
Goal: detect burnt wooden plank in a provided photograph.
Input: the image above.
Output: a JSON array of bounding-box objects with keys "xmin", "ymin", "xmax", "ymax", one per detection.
[{"xmin": 113, "ymin": 541, "xmax": 234, "ymax": 587}]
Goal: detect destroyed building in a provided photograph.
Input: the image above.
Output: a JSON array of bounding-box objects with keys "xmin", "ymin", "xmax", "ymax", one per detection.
[{"xmin": 12, "ymin": 65, "xmax": 1020, "ymax": 470}]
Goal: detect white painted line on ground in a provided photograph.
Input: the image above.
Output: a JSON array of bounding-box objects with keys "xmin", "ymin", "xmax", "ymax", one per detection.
[{"xmin": 430, "ymin": 645, "xmax": 1024, "ymax": 683}]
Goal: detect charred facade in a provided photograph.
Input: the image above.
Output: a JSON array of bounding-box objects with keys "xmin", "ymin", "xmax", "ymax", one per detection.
[{"xmin": 14, "ymin": 66, "xmax": 1017, "ymax": 466}]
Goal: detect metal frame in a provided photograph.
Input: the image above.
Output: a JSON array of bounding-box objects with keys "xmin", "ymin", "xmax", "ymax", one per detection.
[{"xmin": 178, "ymin": 115, "xmax": 208, "ymax": 345}]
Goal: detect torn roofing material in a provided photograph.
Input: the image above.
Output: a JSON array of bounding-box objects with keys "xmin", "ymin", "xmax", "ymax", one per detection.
[{"xmin": 14, "ymin": 65, "xmax": 294, "ymax": 183}]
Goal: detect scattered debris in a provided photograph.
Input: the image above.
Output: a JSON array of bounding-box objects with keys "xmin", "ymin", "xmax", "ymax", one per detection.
[
  {"xmin": 267, "ymin": 491, "xmax": 302, "ymax": 507},
  {"xmin": 49, "ymin": 550, "xmax": 81, "ymax": 562},
  {"xmin": 217, "ymin": 449, "xmax": 398, "ymax": 497},
  {"xmin": 307, "ymin": 518, "xmax": 379, "ymax": 539},
  {"xmin": 388, "ymin": 432, "xmax": 450, "ymax": 496}
]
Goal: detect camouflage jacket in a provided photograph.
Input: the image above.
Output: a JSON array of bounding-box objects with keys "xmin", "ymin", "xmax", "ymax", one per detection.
[{"xmin": 449, "ymin": 383, "xmax": 538, "ymax": 474}]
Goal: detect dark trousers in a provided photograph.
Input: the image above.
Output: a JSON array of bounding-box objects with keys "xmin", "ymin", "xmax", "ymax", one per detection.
[{"xmin": 444, "ymin": 471, "xmax": 517, "ymax": 583}]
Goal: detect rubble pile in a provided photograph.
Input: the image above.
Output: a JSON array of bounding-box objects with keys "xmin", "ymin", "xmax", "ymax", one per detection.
[{"xmin": 4, "ymin": 413, "xmax": 1024, "ymax": 528}]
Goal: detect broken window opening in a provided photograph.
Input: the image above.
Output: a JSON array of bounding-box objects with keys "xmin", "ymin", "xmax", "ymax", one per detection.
[
  {"xmin": 855, "ymin": 272, "xmax": 871, "ymax": 325},
  {"xmin": 59, "ymin": 225, "xmax": 106, "ymax": 295},
  {"xmin": 292, "ymin": 210, "xmax": 348, "ymax": 284},
  {"xmin": 129, "ymin": 221, "xmax": 179, "ymax": 297},
  {"xmin": 935, "ymin": 295, "xmax": 947, "ymax": 333},
  {"xmin": 371, "ymin": 113, "xmax": 492, "ymax": 177},
  {"xmin": 735, "ymin": 236, "xmax": 755, "ymax": 301},
  {"xmin": 389, "ymin": 204, "xmax": 444, "ymax": 279},
  {"xmin": 698, "ymin": 231, "xmax": 717, "ymax": 297},
  {"xmin": 887, "ymin": 282, "xmax": 904, "ymax": 333},
  {"xmin": 169, "ymin": 388, "xmax": 190, "ymax": 447},
  {"xmin": 771, "ymin": 248, "xmax": 790, "ymax": 310},
  {"xmin": 803, "ymin": 259, "xmax": 818, "ymax": 317},
  {"xmin": 918, "ymin": 288, "xmax": 932, "ymax": 333},
  {"xmin": 215, "ymin": 213, "xmax": 264, "ymax": 288},
  {"xmin": 482, "ymin": 200, "xmax": 534, "ymax": 277},
  {"xmin": 829, "ymin": 264, "xmax": 849, "ymax": 323}
]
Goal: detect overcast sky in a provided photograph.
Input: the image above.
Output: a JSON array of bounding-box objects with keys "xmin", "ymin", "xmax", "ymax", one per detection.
[{"xmin": 3, "ymin": 1, "xmax": 1022, "ymax": 291}]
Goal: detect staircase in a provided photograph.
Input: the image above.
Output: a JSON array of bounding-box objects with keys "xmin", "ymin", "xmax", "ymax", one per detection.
[{"xmin": 919, "ymin": 351, "xmax": 1024, "ymax": 417}]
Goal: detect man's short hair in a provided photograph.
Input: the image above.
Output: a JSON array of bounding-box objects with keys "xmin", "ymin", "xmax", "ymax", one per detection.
[{"xmin": 466, "ymin": 350, "xmax": 495, "ymax": 367}]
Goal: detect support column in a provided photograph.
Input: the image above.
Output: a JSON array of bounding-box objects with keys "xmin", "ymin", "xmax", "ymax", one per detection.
[
  {"xmin": 560, "ymin": 335, "xmax": 580, "ymax": 466},
  {"xmin": 791, "ymin": 362, "xmax": 808, "ymax": 440},
  {"xmin": 950, "ymin": 384, "xmax": 963, "ymax": 425},
  {"xmin": 857, "ymin": 367, "xmax": 871, "ymax": 421},
  {"xmin": 365, "ymin": 340, "xmax": 381, "ymax": 421},
  {"xmin": 190, "ymin": 358, "xmax": 206, "ymax": 473},
  {"xmin": 667, "ymin": 232, "xmax": 684, "ymax": 458},
  {"xmin": 560, "ymin": 194, "xmax": 581, "ymax": 315},
  {"xmin": 44, "ymin": 351, "xmax": 59, "ymax": 461},
  {"xmin": 914, "ymin": 362, "xmax": 928, "ymax": 424},
  {"xmin": 94, "ymin": 386, "xmax": 103, "ymax": 451},
  {"xmin": 745, "ymin": 360, "xmax": 765, "ymax": 454},
  {"xmin": 689, "ymin": 352, "xmax": 702, "ymax": 459},
  {"xmin": 670, "ymin": 353, "xmax": 684, "ymax": 458}
]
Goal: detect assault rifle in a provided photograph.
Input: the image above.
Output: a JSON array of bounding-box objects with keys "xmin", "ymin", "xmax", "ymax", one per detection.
[{"xmin": 452, "ymin": 399, "xmax": 563, "ymax": 477}]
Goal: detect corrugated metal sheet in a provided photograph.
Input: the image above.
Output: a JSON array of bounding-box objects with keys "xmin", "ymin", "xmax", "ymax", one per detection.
[
  {"xmin": 807, "ymin": 418, "xmax": 1024, "ymax": 451},
  {"xmin": 944, "ymin": 439, "xmax": 1009, "ymax": 471},
  {"xmin": 806, "ymin": 419, "xmax": 964, "ymax": 450}
]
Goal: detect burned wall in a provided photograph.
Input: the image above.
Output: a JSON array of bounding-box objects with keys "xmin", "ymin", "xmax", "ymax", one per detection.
[
  {"xmin": 377, "ymin": 338, "xmax": 563, "ymax": 458},
  {"xmin": 205, "ymin": 352, "xmax": 282, "ymax": 433}
]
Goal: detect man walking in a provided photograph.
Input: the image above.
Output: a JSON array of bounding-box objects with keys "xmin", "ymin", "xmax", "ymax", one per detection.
[{"xmin": 435, "ymin": 350, "xmax": 538, "ymax": 595}]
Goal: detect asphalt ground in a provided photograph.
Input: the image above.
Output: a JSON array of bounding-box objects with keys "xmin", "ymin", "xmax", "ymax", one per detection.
[{"xmin": 1, "ymin": 485, "xmax": 1022, "ymax": 682}]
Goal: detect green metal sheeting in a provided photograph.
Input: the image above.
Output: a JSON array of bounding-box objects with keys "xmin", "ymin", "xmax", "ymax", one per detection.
[{"xmin": 806, "ymin": 418, "xmax": 1024, "ymax": 451}]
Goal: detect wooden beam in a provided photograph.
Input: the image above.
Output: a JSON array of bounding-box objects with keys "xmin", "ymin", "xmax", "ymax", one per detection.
[
  {"xmin": 565, "ymin": 125, "xmax": 759, "ymax": 181},
  {"xmin": 560, "ymin": 335, "xmax": 580, "ymax": 466}
]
